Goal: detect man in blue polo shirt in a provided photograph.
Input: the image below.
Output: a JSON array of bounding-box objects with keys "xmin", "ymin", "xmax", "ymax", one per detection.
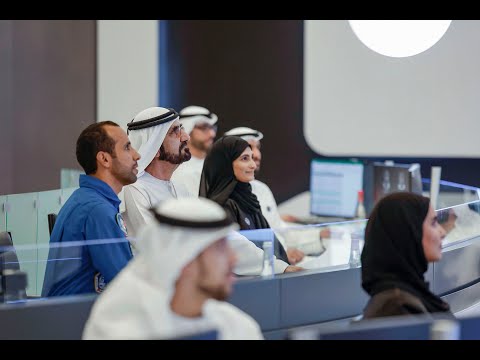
[{"xmin": 42, "ymin": 121, "xmax": 141, "ymax": 296}]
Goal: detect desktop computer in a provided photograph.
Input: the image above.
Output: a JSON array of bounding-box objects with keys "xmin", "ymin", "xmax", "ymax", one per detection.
[{"xmin": 302, "ymin": 159, "xmax": 423, "ymax": 224}]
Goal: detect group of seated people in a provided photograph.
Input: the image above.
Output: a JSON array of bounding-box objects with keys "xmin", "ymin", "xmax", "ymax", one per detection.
[{"xmin": 38, "ymin": 105, "xmax": 454, "ymax": 339}]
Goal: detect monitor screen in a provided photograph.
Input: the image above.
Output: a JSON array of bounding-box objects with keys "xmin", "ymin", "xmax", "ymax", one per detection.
[
  {"xmin": 372, "ymin": 162, "xmax": 422, "ymax": 203},
  {"xmin": 310, "ymin": 159, "xmax": 364, "ymax": 218}
]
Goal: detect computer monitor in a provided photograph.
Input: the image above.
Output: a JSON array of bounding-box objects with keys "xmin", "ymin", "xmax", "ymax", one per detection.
[
  {"xmin": 372, "ymin": 162, "xmax": 423, "ymax": 204},
  {"xmin": 168, "ymin": 329, "xmax": 218, "ymax": 340},
  {"xmin": 288, "ymin": 314, "xmax": 434, "ymax": 340},
  {"xmin": 310, "ymin": 159, "xmax": 364, "ymax": 218}
]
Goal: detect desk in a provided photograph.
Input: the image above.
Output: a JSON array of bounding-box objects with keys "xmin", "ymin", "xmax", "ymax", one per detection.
[{"xmin": 280, "ymin": 222, "xmax": 365, "ymax": 270}]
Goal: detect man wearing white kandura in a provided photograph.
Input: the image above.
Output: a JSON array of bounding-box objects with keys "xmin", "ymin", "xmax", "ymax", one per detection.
[
  {"xmin": 83, "ymin": 197, "xmax": 264, "ymax": 340},
  {"xmin": 171, "ymin": 105, "xmax": 218, "ymax": 196},
  {"xmin": 122, "ymin": 106, "xmax": 294, "ymax": 275}
]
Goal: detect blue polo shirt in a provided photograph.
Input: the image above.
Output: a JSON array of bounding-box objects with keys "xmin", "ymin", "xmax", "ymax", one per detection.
[{"xmin": 42, "ymin": 175, "xmax": 133, "ymax": 296}]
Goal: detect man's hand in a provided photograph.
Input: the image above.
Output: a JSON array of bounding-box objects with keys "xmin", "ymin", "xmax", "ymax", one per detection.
[
  {"xmin": 283, "ymin": 265, "xmax": 304, "ymax": 273},
  {"xmin": 320, "ymin": 228, "xmax": 331, "ymax": 239},
  {"xmin": 287, "ymin": 248, "xmax": 305, "ymax": 265},
  {"xmin": 281, "ymin": 214, "xmax": 300, "ymax": 223}
]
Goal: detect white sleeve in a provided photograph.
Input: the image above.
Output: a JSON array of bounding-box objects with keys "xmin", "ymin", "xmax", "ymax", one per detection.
[
  {"xmin": 252, "ymin": 181, "xmax": 291, "ymax": 249},
  {"xmin": 264, "ymin": 188, "xmax": 287, "ymax": 229},
  {"xmin": 253, "ymin": 181, "xmax": 287, "ymax": 228},
  {"xmin": 228, "ymin": 231, "xmax": 289, "ymax": 275},
  {"xmin": 123, "ymin": 185, "xmax": 154, "ymax": 238}
]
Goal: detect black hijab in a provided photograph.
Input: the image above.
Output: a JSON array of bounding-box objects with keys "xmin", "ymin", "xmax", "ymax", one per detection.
[
  {"xmin": 199, "ymin": 136, "xmax": 270, "ymax": 229},
  {"xmin": 361, "ymin": 192, "xmax": 450, "ymax": 314}
]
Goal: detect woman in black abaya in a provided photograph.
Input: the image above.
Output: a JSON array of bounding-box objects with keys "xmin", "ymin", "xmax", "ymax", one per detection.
[
  {"xmin": 361, "ymin": 192, "xmax": 453, "ymax": 318},
  {"xmin": 199, "ymin": 136, "xmax": 290, "ymax": 265}
]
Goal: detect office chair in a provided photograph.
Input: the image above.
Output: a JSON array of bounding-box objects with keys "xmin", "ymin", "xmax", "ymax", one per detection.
[
  {"xmin": 0, "ymin": 231, "xmax": 27, "ymax": 301},
  {"xmin": 0, "ymin": 232, "xmax": 20, "ymax": 271},
  {"xmin": 48, "ymin": 213, "xmax": 57, "ymax": 237}
]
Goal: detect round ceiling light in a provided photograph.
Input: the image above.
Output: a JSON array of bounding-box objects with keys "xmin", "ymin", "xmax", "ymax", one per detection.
[{"xmin": 348, "ymin": 20, "xmax": 452, "ymax": 58}]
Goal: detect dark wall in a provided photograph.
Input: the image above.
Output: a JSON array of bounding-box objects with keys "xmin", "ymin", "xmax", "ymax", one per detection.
[
  {"xmin": 163, "ymin": 20, "xmax": 480, "ymax": 204},
  {"xmin": 0, "ymin": 21, "xmax": 14, "ymax": 194},
  {"xmin": 162, "ymin": 20, "xmax": 315, "ymax": 203},
  {"xmin": 0, "ymin": 20, "xmax": 95, "ymax": 195}
]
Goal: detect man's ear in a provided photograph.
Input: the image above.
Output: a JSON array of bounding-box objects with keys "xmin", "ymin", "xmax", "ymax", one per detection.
[{"xmin": 96, "ymin": 151, "xmax": 112, "ymax": 170}]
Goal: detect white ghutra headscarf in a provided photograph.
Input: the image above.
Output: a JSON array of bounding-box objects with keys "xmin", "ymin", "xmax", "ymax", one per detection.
[
  {"xmin": 179, "ymin": 105, "xmax": 218, "ymax": 135},
  {"xmin": 224, "ymin": 126, "xmax": 264, "ymax": 141},
  {"xmin": 82, "ymin": 197, "xmax": 242, "ymax": 340},
  {"xmin": 127, "ymin": 107, "xmax": 179, "ymax": 177}
]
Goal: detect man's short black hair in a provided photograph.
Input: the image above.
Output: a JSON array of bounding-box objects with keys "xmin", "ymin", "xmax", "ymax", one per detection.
[{"xmin": 76, "ymin": 121, "xmax": 120, "ymax": 175}]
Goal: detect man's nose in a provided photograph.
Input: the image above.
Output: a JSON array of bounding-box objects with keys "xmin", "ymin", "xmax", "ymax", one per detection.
[
  {"xmin": 181, "ymin": 130, "xmax": 190, "ymax": 142},
  {"xmin": 133, "ymin": 148, "xmax": 141, "ymax": 160}
]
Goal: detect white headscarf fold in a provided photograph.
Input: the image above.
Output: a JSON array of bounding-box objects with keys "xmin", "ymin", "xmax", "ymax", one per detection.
[
  {"xmin": 83, "ymin": 198, "xmax": 239, "ymax": 340},
  {"xmin": 224, "ymin": 126, "xmax": 264, "ymax": 141},
  {"xmin": 128, "ymin": 107, "xmax": 178, "ymax": 177},
  {"xmin": 179, "ymin": 105, "xmax": 218, "ymax": 135},
  {"xmin": 135, "ymin": 197, "xmax": 238, "ymax": 296}
]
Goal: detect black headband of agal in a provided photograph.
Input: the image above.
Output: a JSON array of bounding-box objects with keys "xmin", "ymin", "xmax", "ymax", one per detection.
[
  {"xmin": 127, "ymin": 108, "xmax": 179, "ymax": 134},
  {"xmin": 179, "ymin": 112, "xmax": 214, "ymax": 120},
  {"xmin": 150, "ymin": 209, "xmax": 233, "ymax": 229}
]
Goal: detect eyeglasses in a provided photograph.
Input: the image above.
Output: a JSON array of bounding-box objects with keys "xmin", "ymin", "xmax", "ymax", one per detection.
[
  {"xmin": 169, "ymin": 124, "xmax": 186, "ymax": 138},
  {"xmin": 195, "ymin": 122, "xmax": 217, "ymax": 132}
]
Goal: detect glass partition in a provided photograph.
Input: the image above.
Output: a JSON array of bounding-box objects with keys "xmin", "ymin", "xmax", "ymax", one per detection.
[
  {"xmin": 1, "ymin": 180, "xmax": 479, "ymax": 303},
  {"xmin": 228, "ymin": 230, "xmax": 276, "ymax": 277},
  {"xmin": 0, "ymin": 242, "xmax": 34, "ymax": 302},
  {"xmin": 439, "ymin": 200, "xmax": 480, "ymax": 248},
  {"xmin": 277, "ymin": 220, "xmax": 367, "ymax": 270},
  {"xmin": 5, "ymin": 192, "xmax": 39, "ymax": 296},
  {"xmin": 238, "ymin": 219, "xmax": 368, "ymax": 273},
  {"xmin": 61, "ymin": 187, "xmax": 78, "ymax": 204},
  {"xmin": 0, "ymin": 237, "xmax": 132, "ymax": 303},
  {"xmin": 0, "ymin": 195, "xmax": 6, "ymax": 233},
  {"xmin": 60, "ymin": 168, "xmax": 83, "ymax": 189},
  {"xmin": 422, "ymin": 178, "xmax": 480, "ymax": 209},
  {"xmin": 0, "ymin": 198, "xmax": 479, "ymax": 305},
  {"xmin": 1, "ymin": 231, "xmax": 280, "ymax": 302},
  {"xmin": 238, "ymin": 198, "xmax": 480, "ymax": 275},
  {"xmin": 1, "ymin": 187, "xmax": 79, "ymax": 296},
  {"xmin": 36, "ymin": 189, "xmax": 63, "ymax": 295}
]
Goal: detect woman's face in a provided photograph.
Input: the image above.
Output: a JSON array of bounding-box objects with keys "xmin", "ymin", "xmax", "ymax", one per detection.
[
  {"xmin": 233, "ymin": 147, "xmax": 257, "ymax": 183},
  {"xmin": 422, "ymin": 205, "xmax": 446, "ymax": 262}
]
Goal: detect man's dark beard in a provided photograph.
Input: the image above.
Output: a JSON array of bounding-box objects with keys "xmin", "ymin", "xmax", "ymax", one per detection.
[
  {"xmin": 190, "ymin": 136, "xmax": 213, "ymax": 152},
  {"xmin": 159, "ymin": 142, "xmax": 191, "ymax": 164}
]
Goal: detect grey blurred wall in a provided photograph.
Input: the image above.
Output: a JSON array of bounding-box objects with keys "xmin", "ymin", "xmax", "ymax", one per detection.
[{"xmin": 0, "ymin": 20, "xmax": 95, "ymax": 195}]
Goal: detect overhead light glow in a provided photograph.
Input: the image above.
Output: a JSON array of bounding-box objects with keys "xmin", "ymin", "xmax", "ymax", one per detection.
[{"xmin": 348, "ymin": 20, "xmax": 452, "ymax": 58}]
